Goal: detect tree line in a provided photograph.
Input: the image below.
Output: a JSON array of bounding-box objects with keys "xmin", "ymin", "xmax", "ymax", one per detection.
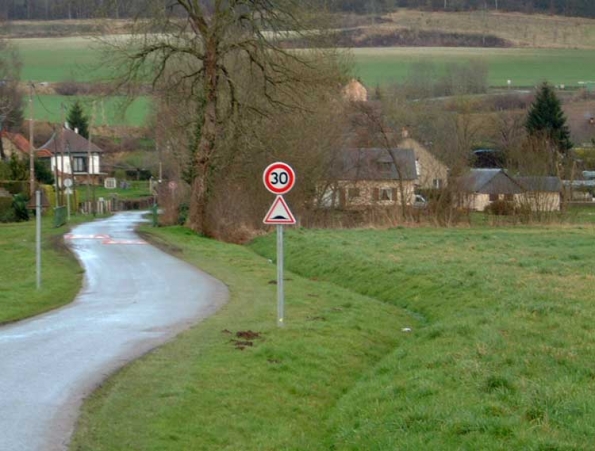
[{"xmin": 1, "ymin": 0, "xmax": 595, "ymax": 20}]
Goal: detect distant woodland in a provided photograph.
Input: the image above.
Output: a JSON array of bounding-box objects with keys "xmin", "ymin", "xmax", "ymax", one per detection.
[{"xmin": 0, "ymin": 0, "xmax": 594, "ymax": 21}]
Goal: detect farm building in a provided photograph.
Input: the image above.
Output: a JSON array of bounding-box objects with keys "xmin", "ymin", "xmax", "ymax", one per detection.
[
  {"xmin": 320, "ymin": 148, "xmax": 417, "ymax": 209},
  {"xmin": 514, "ymin": 176, "xmax": 562, "ymax": 212},
  {"xmin": 456, "ymin": 169, "xmax": 561, "ymax": 212},
  {"xmin": 37, "ymin": 127, "xmax": 105, "ymax": 186}
]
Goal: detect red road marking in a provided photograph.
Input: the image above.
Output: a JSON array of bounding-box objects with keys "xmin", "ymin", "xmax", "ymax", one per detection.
[
  {"xmin": 101, "ymin": 239, "xmax": 148, "ymax": 245},
  {"xmin": 65, "ymin": 234, "xmax": 111, "ymax": 240}
]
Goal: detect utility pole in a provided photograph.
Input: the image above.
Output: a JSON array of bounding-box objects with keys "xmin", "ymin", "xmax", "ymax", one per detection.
[{"xmin": 28, "ymin": 83, "xmax": 35, "ymax": 197}]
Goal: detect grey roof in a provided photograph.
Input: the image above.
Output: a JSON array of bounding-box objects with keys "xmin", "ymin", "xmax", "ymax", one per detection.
[
  {"xmin": 514, "ymin": 176, "xmax": 562, "ymax": 193},
  {"xmin": 38, "ymin": 127, "xmax": 104, "ymax": 155},
  {"xmin": 457, "ymin": 169, "xmax": 524, "ymax": 195},
  {"xmin": 331, "ymin": 148, "xmax": 418, "ymax": 181}
]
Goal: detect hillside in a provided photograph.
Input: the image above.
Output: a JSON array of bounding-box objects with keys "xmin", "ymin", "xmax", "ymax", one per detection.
[{"xmin": 343, "ymin": 9, "xmax": 595, "ymax": 49}]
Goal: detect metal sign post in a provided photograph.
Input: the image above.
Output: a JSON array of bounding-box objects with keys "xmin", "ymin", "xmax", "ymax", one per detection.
[
  {"xmin": 277, "ymin": 225, "xmax": 284, "ymax": 326},
  {"xmin": 263, "ymin": 162, "xmax": 296, "ymax": 327},
  {"xmin": 35, "ymin": 190, "xmax": 41, "ymax": 290}
]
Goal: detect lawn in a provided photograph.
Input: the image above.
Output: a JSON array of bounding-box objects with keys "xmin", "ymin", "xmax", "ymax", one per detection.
[
  {"xmin": 0, "ymin": 218, "xmax": 83, "ymax": 324},
  {"xmin": 72, "ymin": 223, "xmax": 595, "ymax": 450},
  {"xmin": 352, "ymin": 47, "xmax": 595, "ymax": 88}
]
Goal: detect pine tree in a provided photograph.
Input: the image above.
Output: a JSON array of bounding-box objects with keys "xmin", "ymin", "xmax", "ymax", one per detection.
[
  {"xmin": 66, "ymin": 100, "xmax": 89, "ymax": 138},
  {"xmin": 525, "ymin": 82, "xmax": 573, "ymax": 154}
]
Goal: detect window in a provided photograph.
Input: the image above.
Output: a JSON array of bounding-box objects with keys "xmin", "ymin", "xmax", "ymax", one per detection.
[
  {"xmin": 504, "ymin": 194, "xmax": 514, "ymax": 201},
  {"xmin": 380, "ymin": 188, "xmax": 393, "ymax": 201},
  {"xmin": 348, "ymin": 187, "xmax": 360, "ymax": 200},
  {"xmin": 489, "ymin": 194, "xmax": 498, "ymax": 202},
  {"xmin": 73, "ymin": 157, "xmax": 87, "ymax": 173},
  {"xmin": 433, "ymin": 178, "xmax": 444, "ymax": 189}
]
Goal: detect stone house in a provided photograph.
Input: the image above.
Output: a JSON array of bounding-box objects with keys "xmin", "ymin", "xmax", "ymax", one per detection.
[
  {"xmin": 398, "ymin": 131, "xmax": 448, "ymax": 190},
  {"xmin": 456, "ymin": 169, "xmax": 561, "ymax": 212},
  {"xmin": 320, "ymin": 148, "xmax": 417, "ymax": 209},
  {"xmin": 37, "ymin": 127, "xmax": 105, "ymax": 186}
]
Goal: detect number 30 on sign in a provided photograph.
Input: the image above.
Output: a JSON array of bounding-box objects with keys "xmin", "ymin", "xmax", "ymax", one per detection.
[{"xmin": 263, "ymin": 162, "xmax": 296, "ymax": 195}]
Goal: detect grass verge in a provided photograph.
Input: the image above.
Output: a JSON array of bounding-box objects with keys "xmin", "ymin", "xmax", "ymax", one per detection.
[
  {"xmin": 70, "ymin": 226, "xmax": 413, "ymax": 451},
  {"xmin": 0, "ymin": 217, "xmax": 84, "ymax": 324},
  {"xmin": 249, "ymin": 226, "xmax": 595, "ymax": 449}
]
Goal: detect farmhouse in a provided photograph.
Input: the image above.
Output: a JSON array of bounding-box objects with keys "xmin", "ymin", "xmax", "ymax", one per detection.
[
  {"xmin": 321, "ymin": 148, "xmax": 417, "ymax": 209},
  {"xmin": 37, "ymin": 127, "xmax": 105, "ymax": 185},
  {"xmin": 456, "ymin": 169, "xmax": 561, "ymax": 212}
]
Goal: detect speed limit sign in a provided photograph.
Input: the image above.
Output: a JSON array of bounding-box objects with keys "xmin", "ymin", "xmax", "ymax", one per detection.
[{"xmin": 263, "ymin": 162, "xmax": 296, "ymax": 195}]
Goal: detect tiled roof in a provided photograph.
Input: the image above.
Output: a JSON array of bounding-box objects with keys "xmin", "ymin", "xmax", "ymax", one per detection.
[
  {"xmin": 331, "ymin": 148, "xmax": 418, "ymax": 181},
  {"xmin": 37, "ymin": 127, "xmax": 104, "ymax": 155},
  {"xmin": 514, "ymin": 176, "xmax": 562, "ymax": 193},
  {"xmin": 457, "ymin": 169, "xmax": 524, "ymax": 195},
  {"xmin": 1, "ymin": 130, "xmax": 31, "ymax": 154}
]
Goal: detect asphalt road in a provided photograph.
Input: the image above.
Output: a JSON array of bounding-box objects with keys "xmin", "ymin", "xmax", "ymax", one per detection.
[{"xmin": 0, "ymin": 212, "xmax": 227, "ymax": 451}]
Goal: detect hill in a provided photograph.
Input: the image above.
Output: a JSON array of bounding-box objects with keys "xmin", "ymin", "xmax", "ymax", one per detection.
[{"xmin": 341, "ymin": 9, "xmax": 595, "ymax": 49}]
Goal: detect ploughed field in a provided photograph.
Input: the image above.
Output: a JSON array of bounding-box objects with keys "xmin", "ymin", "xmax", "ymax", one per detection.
[{"xmin": 71, "ymin": 224, "xmax": 595, "ymax": 450}]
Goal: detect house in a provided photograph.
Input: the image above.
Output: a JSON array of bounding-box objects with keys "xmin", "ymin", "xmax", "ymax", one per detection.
[
  {"xmin": 37, "ymin": 127, "xmax": 105, "ymax": 185},
  {"xmin": 456, "ymin": 169, "xmax": 561, "ymax": 212},
  {"xmin": 398, "ymin": 130, "xmax": 449, "ymax": 190},
  {"xmin": 514, "ymin": 176, "xmax": 562, "ymax": 212},
  {"xmin": 1, "ymin": 131, "xmax": 31, "ymax": 161},
  {"xmin": 342, "ymin": 79, "xmax": 368, "ymax": 103},
  {"xmin": 321, "ymin": 148, "xmax": 417, "ymax": 209}
]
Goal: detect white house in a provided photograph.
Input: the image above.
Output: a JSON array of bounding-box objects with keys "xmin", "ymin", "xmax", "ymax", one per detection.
[{"xmin": 38, "ymin": 127, "xmax": 105, "ymax": 186}]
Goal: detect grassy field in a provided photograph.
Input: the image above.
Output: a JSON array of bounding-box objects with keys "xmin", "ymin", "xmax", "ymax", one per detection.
[
  {"xmin": 71, "ymin": 223, "xmax": 595, "ymax": 449},
  {"xmin": 13, "ymin": 36, "xmax": 595, "ymax": 93},
  {"xmin": 0, "ymin": 218, "xmax": 83, "ymax": 324},
  {"xmin": 33, "ymin": 94, "xmax": 150, "ymax": 127},
  {"xmin": 352, "ymin": 47, "xmax": 595, "ymax": 88},
  {"xmin": 76, "ymin": 180, "xmax": 152, "ymax": 202}
]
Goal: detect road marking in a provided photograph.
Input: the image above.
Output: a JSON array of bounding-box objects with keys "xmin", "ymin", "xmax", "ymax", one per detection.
[
  {"xmin": 64, "ymin": 234, "xmax": 111, "ymax": 240},
  {"xmin": 101, "ymin": 239, "xmax": 148, "ymax": 245}
]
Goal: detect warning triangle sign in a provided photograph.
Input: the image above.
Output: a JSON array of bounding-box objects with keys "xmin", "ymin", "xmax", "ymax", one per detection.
[{"xmin": 263, "ymin": 196, "xmax": 296, "ymax": 225}]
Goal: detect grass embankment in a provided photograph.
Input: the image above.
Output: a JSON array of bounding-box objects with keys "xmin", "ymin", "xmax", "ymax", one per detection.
[
  {"xmin": 72, "ymin": 224, "xmax": 595, "ymax": 449},
  {"xmin": 249, "ymin": 226, "xmax": 595, "ymax": 449},
  {"xmin": 70, "ymin": 226, "xmax": 412, "ymax": 451},
  {"xmin": 0, "ymin": 218, "xmax": 83, "ymax": 324},
  {"xmin": 76, "ymin": 181, "xmax": 152, "ymax": 202}
]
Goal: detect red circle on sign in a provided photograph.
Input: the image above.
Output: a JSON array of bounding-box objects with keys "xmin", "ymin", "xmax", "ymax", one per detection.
[{"xmin": 263, "ymin": 162, "xmax": 296, "ymax": 195}]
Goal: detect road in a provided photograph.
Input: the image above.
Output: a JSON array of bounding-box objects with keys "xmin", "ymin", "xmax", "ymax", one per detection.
[{"xmin": 0, "ymin": 212, "xmax": 227, "ymax": 451}]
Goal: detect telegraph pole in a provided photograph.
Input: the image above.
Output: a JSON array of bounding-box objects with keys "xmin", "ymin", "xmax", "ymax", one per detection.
[{"xmin": 28, "ymin": 83, "xmax": 35, "ymax": 197}]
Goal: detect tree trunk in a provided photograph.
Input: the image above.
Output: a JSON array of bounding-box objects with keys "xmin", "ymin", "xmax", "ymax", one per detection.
[{"xmin": 187, "ymin": 38, "xmax": 218, "ymax": 235}]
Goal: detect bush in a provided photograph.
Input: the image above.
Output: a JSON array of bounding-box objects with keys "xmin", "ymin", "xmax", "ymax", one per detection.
[
  {"xmin": 487, "ymin": 200, "xmax": 515, "ymax": 216},
  {"xmin": 12, "ymin": 194, "xmax": 29, "ymax": 222},
  {"xmin": 0, "ymin": 197, "xmax": 15, "ymax": 223}
]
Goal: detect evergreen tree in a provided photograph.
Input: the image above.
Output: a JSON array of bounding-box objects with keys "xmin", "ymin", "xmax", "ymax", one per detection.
[
  {"xmin": 525, "ymin": 82, "xmax": 573, "ymax": 154},
  {"xmin": 66, "ymin": 100, "xmax": 89, "ymax": 138}
]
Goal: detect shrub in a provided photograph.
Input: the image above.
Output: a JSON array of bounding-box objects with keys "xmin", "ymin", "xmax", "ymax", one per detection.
[{"xmin": 487, "ymin": 200, "xmax": 515, "ymax": 216}]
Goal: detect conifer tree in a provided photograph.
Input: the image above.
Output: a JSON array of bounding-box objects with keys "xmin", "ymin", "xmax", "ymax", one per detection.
[
  {"xmin": 525, "ymin": 82, "xmax": 573, "ymax": 154},
  {"xmin": 66, "ymin": 100, "xmax": 89, "ymax": 138}
]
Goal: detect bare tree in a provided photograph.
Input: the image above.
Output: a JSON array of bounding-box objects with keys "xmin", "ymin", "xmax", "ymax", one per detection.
[
  {"xmin": 103, "ymin": 0, "xmax": 343, "ymax": 235},
  {"xmin": 0, "ymin": 34, "xmax": 23, "ymax": 161}
]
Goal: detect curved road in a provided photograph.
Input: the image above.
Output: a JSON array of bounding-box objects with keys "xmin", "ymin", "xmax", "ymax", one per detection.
[{"xmin": 0, "ymin": 212, "xmax": 227, "ymax": 451}]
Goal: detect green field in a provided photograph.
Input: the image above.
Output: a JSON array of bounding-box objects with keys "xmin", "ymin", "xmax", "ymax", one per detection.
[
  {"xmin": 0, "ymin": 218, "xmax": 83, "ymax": 324},
  {"xmin": 13, "ymin": 37, "xmax": 595, "ymax": 92},
  {"xmin": 71, "ymin": 223, "xmax": 595, "ymax": 450},
  {"xmin": 33, "ymin": 94, "xmax": 150, "ymax": 127},
  {"xmin": 352, "ymin": 47, "xmax": 595, "ymax": 88}
]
